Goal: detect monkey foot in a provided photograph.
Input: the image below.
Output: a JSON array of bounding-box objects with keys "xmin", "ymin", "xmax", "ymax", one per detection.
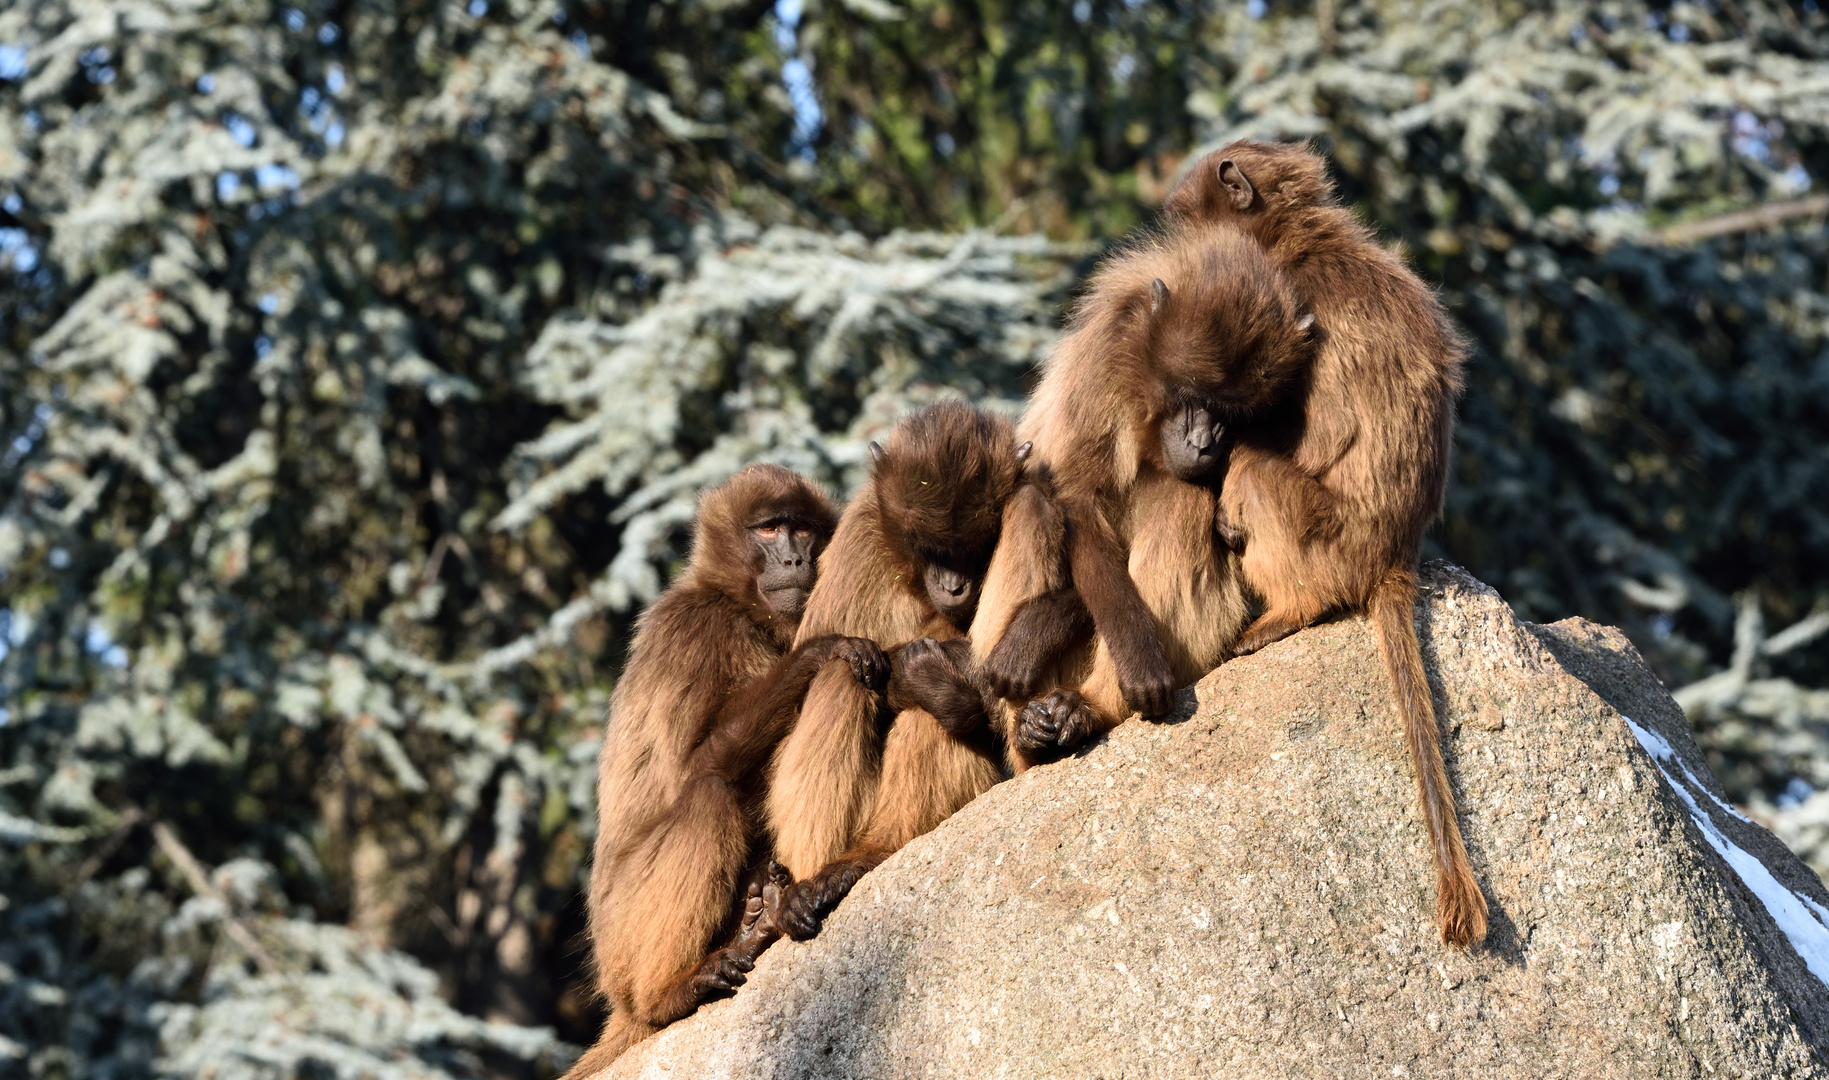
[
  {"xmin": 732, "ymin": 863, "xmax": 791, "ymax": 955},
  {"xmin": 1233, "ymin": 613, "xmax": 1306, "ymax": 657},
  {"xmin": 776, "ymin": 859, "xmax": 870, "ymax": 941},
  {"xmin": 1016, "ymin": 690, "xmax": 1095, "ymax": 756}
]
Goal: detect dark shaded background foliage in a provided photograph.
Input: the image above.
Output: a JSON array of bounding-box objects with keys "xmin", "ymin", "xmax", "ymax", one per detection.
[{"xmin": 1, "ymin": 0, "xmax": 1827, "ymax": 1075}]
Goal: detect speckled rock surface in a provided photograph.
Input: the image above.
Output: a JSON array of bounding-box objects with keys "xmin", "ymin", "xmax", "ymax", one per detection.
[{"xmin": 602, "ymin": 563, "xmax": 1829, "ymax": 1079}]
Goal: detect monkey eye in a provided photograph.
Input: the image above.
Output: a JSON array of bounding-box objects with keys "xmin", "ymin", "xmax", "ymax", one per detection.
[{"xmin": 752, "ymin": 524, "xmax": 782, "ymax": 539}]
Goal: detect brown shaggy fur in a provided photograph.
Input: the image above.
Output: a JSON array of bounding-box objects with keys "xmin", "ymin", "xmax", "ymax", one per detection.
[
  {"xmin": 765, "ymin": 401, "xmax": 1023, "ymax": 938},
  {"xmin": 971, "ymin": 221, "xmax": 1310, "ymax": 767},
  {"xmin": 567, "ymin": 465, "xmax": 885, "ymax": 1076},
  {"xmin": 1162, "ymin": 140, "xmax": 1486, "ymax": 949}
]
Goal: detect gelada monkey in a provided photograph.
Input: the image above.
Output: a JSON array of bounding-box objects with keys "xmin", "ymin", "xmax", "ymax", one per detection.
[
  {"xmin": 1163, "ymin": 140, "xmax": 1485, "ymax": 949},
  {"xmin": 766, "ymin": 400, "xmax": 1028, "ymax": 936},
  {"xmin": 971, "ymin": 222, "xmax": 1313, "ymax": 768},
  {"xmin": 566, "ymin": 465, "xmax": 887, "ymax": 1075}
]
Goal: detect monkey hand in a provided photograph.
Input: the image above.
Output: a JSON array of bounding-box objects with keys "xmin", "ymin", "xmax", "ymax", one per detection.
[
  {"xmin": 1015, "ymin": 689, "xmax": 1096, "ymax": 756},
  {"xmin": 1215, "ymin": 507, "xmax": 1247, "ymax": 552},
  {"xmin": 1113, "ymin": 642, "xmax": 1177, "ymax": 718},
  {"xmin": 892, "ymin": 638, "xmax": 988, "ymax": 735},
  {"xmin": 980, "ymin": 635, "xmax": 1048, "ymax": 702},
  {"xmin": 826, "ymin": 636, "xmax": 890, "ymax": 691},
  {"xmin": 803, "ymin": 635, "xmax": 888, "ymax": 689}
]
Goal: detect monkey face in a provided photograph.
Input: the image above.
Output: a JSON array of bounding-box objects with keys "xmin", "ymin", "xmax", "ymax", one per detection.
[
  {"xmin": 751, "ymin": 520, "xmax": 822, "ymax": 617},
  {"xmin": 921, "ymin": 560, "xmax": 982, "ymax": 627},
  {"xmin": 1159, "ymin": 399, "xmax": 1230, "ymax": 482}
]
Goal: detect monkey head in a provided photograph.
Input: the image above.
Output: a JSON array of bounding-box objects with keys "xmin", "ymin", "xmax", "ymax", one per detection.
[
  {"xmin": 1134, "ymin": 222, "xmax": 1317, "ymax": 428},
  {"xmin": 686, "ymin": 464, "xmax": 839, "ymax": 623},
  {"xmin": 868, "ymin": 401, "xmax": 1031, "ymax": 629},
  {"xmin": 1161, "ymin": 139, "xmax": 1337, "ymax": 223}
]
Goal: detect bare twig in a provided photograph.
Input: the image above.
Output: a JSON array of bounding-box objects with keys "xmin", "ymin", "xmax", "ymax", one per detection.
[
  {"xmin": 1764, "ymin": 603, "xmax": 1829, "ymax": 657},
  {"xmin": 151, "ymin": 821, "xmax": 279, "ymax": 975},
  {"xmin": 1655, "ymin": 195, "xmax": 1829, "ymax": 246}
]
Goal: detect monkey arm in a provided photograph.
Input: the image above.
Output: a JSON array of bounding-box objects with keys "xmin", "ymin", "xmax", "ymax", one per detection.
[
  {"xmin": 980, "ymin": 587, "xmax": 1092, "ymax": 701},
  {"xmin": 1063, "ymin": 499, "xmax": 1177, "ymax": 717},
  {"xmin": 887, "ymin": 637, "xmax": 992, "ymax": 737},
  {"xmin": 1224, "ymin": 445, "xmax": 1342, "ymax": 548},
  {"xmin": 687, "ymin": 635, "xmax": 887, "ymax": 783}
]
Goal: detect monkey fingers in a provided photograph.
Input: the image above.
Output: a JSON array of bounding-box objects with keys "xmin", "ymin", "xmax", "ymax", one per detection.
[
  {"xmin": 830, "ymin": 635, "xmax": 890, "ymax": 691},
  {"xmin": 1015, "ymin": 689, "xmax": 1096, "ymax": 756}
]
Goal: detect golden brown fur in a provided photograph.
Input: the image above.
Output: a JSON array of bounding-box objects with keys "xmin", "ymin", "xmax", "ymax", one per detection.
[
  {"xmin": 971, "ymin": 222, "xmax": 1310, "ymax": 767},
  {"xmin": 568, "ymin": 465, "xmax": 883, "ymax": 1075},
  {"xmin": 1162, "ymin": 140, "xmax": 1485, "ymax": 949},
  {"xmin": 765, "ymin": 401, "xmax": 1024, "ymax": 937}
]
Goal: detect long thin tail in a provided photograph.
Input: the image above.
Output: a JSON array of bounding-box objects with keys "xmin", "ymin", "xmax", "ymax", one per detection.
[
  {"xmin": 560, "ymin": 1011, "xmax": 649, "ymax": 1080},
  {"xmin": 1370, "ymin": 566, "xmax": 1487, "ymax": 949}
]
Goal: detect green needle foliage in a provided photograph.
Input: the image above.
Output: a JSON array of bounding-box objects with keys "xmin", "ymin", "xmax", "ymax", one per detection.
[{"xmin": 1, "ymin": 0, "xmax": 1827, "ymax": 1076}]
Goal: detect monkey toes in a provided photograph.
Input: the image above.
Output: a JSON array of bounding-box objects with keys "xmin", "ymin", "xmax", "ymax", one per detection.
[
  {"xmin": 689, "ymin": 942, "xmax": 756, "ymax": 998},
  {"xmin": 776, "ymin": 863, "xmax": 865, "ymax": 941},
  {"xmin": 1016, "ymin": 690, "xmax": 1095, "ymax": 755},
  {"xmin": 728, "ymin": 866, "xmax": 790, "ymax": 956}
]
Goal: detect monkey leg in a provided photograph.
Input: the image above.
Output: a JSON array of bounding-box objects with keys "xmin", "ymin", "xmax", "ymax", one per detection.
[
  {"xmin": 969, "ymin": 482, "xmax": 1070, "ymax": 662},
  {"xmin": 585, "ymin": 771, "xmax": 755, "ymax": 1048},
  {"xmin": 1223, "ymin": 451, "xmax": 1349, "ymax": 656},
  {"xmin": 765, "ymin": 659, "xmax": 884, "ymax": 880},
  {"xmin": 780, "ymin": 706, "xmax": 1004, "ymax": 938},
  {"xmin": 1128, "ymin": 475, "xmax": 1248, "ymax": 679},
  {"xmin": 866, "ymin": 706, "xmax": 1004, "ymax": 851}
]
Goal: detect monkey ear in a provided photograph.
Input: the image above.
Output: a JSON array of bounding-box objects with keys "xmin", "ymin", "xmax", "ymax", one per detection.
[
  {"xmin": 1296, "ymin": 313, "xmax": 1316, "ymax": 336},
  {"xmin": 1150, "ymin": 278, "xmax": 1169, "ymax": 316},
  {"xmin": 1217, "ymin": 159, "xmax": 1255, "ymax": 211},
  {"xmin": 867, "ymin": 441, "xmax": 885, "ymax": 467},
  {"xmin": 1015, "ymin": 440, "xmax": 1033, "ymax": 463}
]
